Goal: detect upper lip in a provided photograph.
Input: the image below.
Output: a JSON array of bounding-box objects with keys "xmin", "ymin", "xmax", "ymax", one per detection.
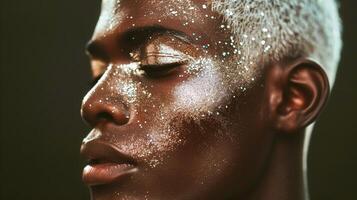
[{"xmin": 80, "ymin": 140, "xmax": 136, "ymax": 166}]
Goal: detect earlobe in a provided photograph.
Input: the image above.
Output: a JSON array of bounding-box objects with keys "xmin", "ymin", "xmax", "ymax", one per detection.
[{"xmin": 271, "ymin": 59, "xmax": 330, "ymax": 133}]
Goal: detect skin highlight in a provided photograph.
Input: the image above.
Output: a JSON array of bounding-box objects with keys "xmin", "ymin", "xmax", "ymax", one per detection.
[{"xmin": 80, "ymin": 0, "xmax": 339, "ymax": 200}]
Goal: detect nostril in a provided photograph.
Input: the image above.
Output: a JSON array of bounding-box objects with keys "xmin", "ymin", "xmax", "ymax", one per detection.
[
  {"xmin": 115, "ymin": 111, "xmax": 130, "ymax": 125},
  {"xmin": 97, "ymin": 108, "xmax": 130, "ymax": 125},
  {"xmin": 96, "ymin": 112, "xmax": 114, "ymax": 123}
]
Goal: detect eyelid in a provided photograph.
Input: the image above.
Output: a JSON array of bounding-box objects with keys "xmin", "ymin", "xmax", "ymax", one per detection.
[
  {"xmin": 139, "ymin": 42, "xmax": 193, "ymax": 65},
  {"xmin": 139, "ymin": 61, "xmax": 185, "ymax": 78},
  {"xmin": 141, "ymin": 53, "xmax": 190, "ymax": 66}
]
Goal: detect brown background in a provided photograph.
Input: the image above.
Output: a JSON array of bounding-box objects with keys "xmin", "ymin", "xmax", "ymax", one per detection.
[{"xmin": 1, "ymin": 0, "xmax": 356, "ymax": 199}]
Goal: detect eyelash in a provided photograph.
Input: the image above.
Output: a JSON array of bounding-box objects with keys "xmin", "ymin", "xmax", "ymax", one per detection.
[
  {"xmin": 131, "ymin": 49, "xmax": 188, "ymax": 78},
  {"xmin": 90, "ymin": 61, "xmax": 185, "ymax": 87},
  {"xmin": 139, "ymin": 61, "xmax": 185, "ymax": 78}
]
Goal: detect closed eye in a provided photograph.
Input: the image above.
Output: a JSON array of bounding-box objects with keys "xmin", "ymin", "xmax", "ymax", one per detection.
[{"xmin": 139, "ymin": 62, "xmax": 186, "ymax": 78}]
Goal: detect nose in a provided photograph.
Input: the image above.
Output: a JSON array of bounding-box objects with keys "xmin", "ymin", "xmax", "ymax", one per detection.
[{"xmin": 81, "ymin": 89, "xmax": 130, "ymax": 127}]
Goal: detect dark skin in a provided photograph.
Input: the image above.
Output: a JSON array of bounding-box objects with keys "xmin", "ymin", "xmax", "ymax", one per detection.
[{"xmin": 80, "ymin": 0, "xmax": 330, "ymax": 199}]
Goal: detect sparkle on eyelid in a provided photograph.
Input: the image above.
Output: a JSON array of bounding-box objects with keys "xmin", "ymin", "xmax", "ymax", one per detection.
[{"xmin": 147, "ymin": 43, "xmax": 192, "ymax": 64}]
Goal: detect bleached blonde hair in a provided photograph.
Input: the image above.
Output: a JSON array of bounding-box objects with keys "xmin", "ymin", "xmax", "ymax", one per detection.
[{"xmin": 212, "ymin": 0, "xmax": 342, "ymax": 85}]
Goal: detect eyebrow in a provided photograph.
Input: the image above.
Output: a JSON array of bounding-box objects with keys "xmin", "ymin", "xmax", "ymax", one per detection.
[
  {"xmin": 85, "ymin": 25, "xmax": 199, "ymax": 60},
  {"xmin": 122, "ymin": 24, "xmax": 197, "ymax": 45}
]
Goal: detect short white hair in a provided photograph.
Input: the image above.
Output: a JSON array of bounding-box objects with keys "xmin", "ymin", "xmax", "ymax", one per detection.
[{"xmin": 211, "ymin": 0, "xmax": 342, "ymax": 85}]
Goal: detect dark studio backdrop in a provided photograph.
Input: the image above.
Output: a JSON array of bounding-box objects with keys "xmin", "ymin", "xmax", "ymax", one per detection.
[{"xmin": 0, "ymin": 0, "xmax": 356, "ymax": 199}]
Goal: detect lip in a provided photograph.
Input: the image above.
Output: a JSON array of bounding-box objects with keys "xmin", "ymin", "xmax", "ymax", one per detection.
[
  {"xmin": 81, "ymin": 140, "xmax": 138, "ymax": 186},
  {"xmin": 83, "ymin": 162, "xmax": 137, "ymax": 186}
]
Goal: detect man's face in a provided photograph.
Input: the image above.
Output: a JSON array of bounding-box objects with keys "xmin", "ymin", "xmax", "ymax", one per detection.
[{"xmin": 81, "ymin": 0, "xmax": 274, "ymax": 199}]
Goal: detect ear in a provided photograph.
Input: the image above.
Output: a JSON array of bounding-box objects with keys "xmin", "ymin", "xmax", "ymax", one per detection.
[{"xmin": 268, "ymin": 59, "xmax": 330, "ymax": 133}]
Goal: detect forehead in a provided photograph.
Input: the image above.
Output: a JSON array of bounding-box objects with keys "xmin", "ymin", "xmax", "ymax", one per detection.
[
  {"xmin": 93, "ymin": 0, "xmax": 222, "ymax": 42},
  {"xmin": 103, "ymin": 0, "xmax": 210, "ymax": 16}
]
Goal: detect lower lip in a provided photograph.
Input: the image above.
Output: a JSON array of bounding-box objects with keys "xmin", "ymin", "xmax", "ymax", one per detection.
[{"xmin": 82, "ymin": 163, "xmax": 137, "ymax": 186}]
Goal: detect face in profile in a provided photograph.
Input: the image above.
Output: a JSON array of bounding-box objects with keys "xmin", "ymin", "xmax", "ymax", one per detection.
[{"xmin": 80, "ymin": 0, "xmax": 288, "ymax": 199}]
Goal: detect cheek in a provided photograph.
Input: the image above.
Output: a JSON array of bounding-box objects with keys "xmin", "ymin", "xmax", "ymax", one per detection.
[
  {"xmin": 174, "ymin": 64, "xmax": 225, "ymax": 112},
  {"xmin": 172, "ymin": 59, "xmax": 229, "ymax": 115},
  {"xmin": 141, "ymin": 60, "xmax": 240, "ymax": 170},
  {"xmin": 166, "ymin": 67, "xmax": 271, "ymax": 190},
  {"xmin": 127, "ymin": 59, "xmax": 233, "ymax": 169}
]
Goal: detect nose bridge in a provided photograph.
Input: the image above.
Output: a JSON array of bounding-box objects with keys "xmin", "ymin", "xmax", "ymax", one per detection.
[{"xmin": 81, "ymin": 64, "xmax": 134, "ymax": 127}]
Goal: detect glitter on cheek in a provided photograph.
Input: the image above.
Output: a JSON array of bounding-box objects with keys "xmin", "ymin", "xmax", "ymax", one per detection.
[
  {"xmin": 174, "ymin": 58, "xmax": 228, "ymax": 113},
  {"xmin": 99, "ymin": 60, "xmax": 229, "ymax": 169},
  {"xmin": 114, "ymin": 119, "xmax": 185, "ymax": 169},
  {"xmin": 134, "ymin": 103, "xmax": 187, "ymax": 168},
  {"xmin": 144, "ymin": 128, "xmax": 185, "ymax": 168},
  {"xmin": 131, "ymin": 58, "xmax": 237, "ymax": 169}
]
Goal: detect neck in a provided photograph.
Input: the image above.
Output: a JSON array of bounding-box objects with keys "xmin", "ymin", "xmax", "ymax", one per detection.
[{"xmin": 244, "ymin": 130, "xmax": 308, "ymax": 200}]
